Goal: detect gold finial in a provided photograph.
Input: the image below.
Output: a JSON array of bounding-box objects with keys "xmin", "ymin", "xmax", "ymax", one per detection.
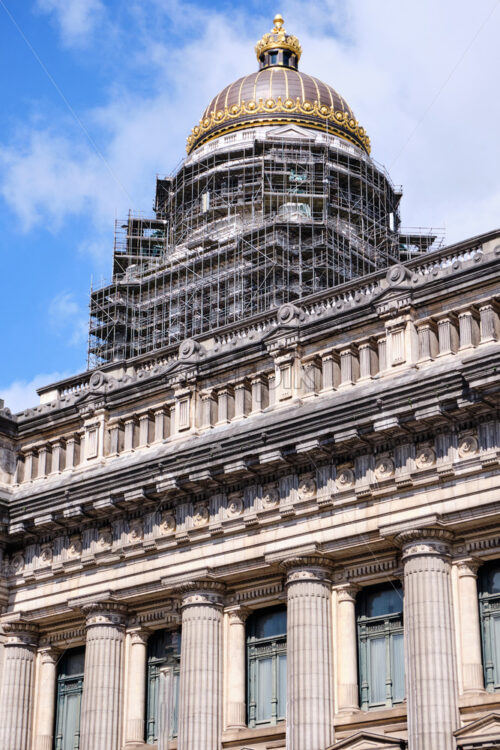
[
  {"xmin": 255, "ymin": 14, "xmax": 302, "ymax": 64},
  {"xmin": 273, "ymin": 14, "xmax": 285, "ymax": 31}
]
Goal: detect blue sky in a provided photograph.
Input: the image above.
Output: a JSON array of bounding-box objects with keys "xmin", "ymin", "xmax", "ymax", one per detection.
[{"xmin": 1, "ymin": 0, "xmax": 499, "ymax": 412}]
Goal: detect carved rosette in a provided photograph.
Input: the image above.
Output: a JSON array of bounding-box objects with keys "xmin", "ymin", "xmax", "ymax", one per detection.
[
  {"xmin": 193, "ymin": 502, "xmax": 209, "ymax": 527},
  {"xmin": 10, "ymin": 553, "xmax": 25, "ymax": 575},
  {"xmin": 298, "ymin": 476, "xmax": 316, "ymax": 499},
  {"xmin": 160, "ymin": 511, "xmax": 176, "ymax": 534},
  {"xmin": 458, "ymin": 435, "xmax": 479, "ymax": 458},
  {"xmin": 97, "ymin": 529, "xmax": 112, "ymax": 548},
  {"xmin": 68, "ymin": 537, "xmax": 82, "ymax": 558},
  {"xmin": 40, "ymin": 545, "xmax": 53, "ymax": 566},
  {"xmin": 226, "ymin": 493, "xmax": 244, "ymax": 517},
  {"xmin": 374, "ymin": 457, "xmax": 395, "ymax": 480},
  {"xmin": 415, "ymin": 446, "xmax": 436, "ymax": 469},
  {"xmin": 336, "ymin": 467, "xmax": 355, "ymax": 490},
  {"xmin": 129, "ymin": 520, "xmax": 144, "ymax": 542},
  {"xmin": 82, "ymin": 600, "xmax": 128, "ymax": 629},
  {"xmin": 262, "ymin": 486, "xmax": 280, "ymax": 508}
]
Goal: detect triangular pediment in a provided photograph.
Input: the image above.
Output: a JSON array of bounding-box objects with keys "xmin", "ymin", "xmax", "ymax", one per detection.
[
  {"xmin": 328, "ymin": 730, "xmax": 406, "ymax": 749},
  {"xmin": 454, "ymin": 712, "xmax": 500, "ymax": 745},
  {"xmin": 267, "ymin": 123, "xmax": 316, "ymax": 141}
]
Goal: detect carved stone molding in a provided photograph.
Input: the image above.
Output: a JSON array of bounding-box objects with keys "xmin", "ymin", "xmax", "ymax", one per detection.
[
  {"xmin": 79, "ymin": 599, "xmax": 128, "ymax": 628},
  {"xmin": 1, "ymin": 619, "xmax": 39, "ymax": 648},
  {"xmin": 175, "ymin": 580, "xmax": 226, "ymax": 609},
  {"xmin": 396, "ymin": 527, "xmax": 454, "ymax": 560}
]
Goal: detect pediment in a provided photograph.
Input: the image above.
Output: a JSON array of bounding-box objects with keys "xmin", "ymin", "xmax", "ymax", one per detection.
[
  {"xmin": 267, "ymin": 123, "xmax": 316, "ymax": 140},
  {"xmin": 454, "ymin": 712, "xmax": 500, "ymax": 746},
  {"xmin": 328, "ymin": 730, "xmax": 406, "ymax": 749}
]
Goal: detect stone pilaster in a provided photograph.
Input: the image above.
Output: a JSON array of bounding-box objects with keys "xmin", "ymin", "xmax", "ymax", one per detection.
[
  {"xmin": 336, "ymin": 583, "xmax": 360, "ymax": 713},
  {"xmin": 35, "ymin": 646, "xmax": 60, "ymax": 750},
  {"xmin": 226, "ymin": 606, "xmax": 250, "ymax": 729},
  {"xmin": 177, "ymin": 581, "xmax": 224, "ymax": 750},
  {"xmin": 0, "ymin": 619, "xmax": 39, "ymax": 750},
  {"xmin": 455, "ymin": 559, "xmax": 486, "ymax": 694},
  {"xmin": 398, "ymin": 529, "xmax": 459, "ymax": 750},
  {"xmin": 284, "ymin": 556, "xmax": 335, "ymax": 750},
  {"xmin": 158, "ymin": 665, "xmax": 174, "ymax": 750},
  {"xmin": 125, "ymin": 627, "xmax": 150, "ymax": 747},
  {"xmin": 79, "ymin": 600, "xmax": 127, "ymax": 750}
]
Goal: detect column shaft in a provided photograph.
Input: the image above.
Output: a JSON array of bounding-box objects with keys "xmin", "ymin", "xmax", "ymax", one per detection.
[
  {"xmin": 400, "ymin": 530, "xmax": 459, "ymax": 750},
  {"xmin": 35, "ymin": 647, "xmax": 60, "ymax": 750},
  {"xmin": 285, "ymin": 557, "xmax": 334, "ymax": 750},
  {"xmin": 226, "ymin": 608, "xmax": 249, "ymax": 729},
  {"xmin": 177, "ymin": 582, "xmax": 224, "ymax": 750},
  {"xmin": 79, "ymin": 601, "xmax": 127, "ymax": 750},
  {"xmin": 456, "ymin": 560, "xmax": 485, "ymax": 693},
  {"xmin": 336, "ymin": 584, "xmax": 360, "ymax": 712},
  {"xmin": 0, "ymin": 620, "xmax": 39, "ymax": 750},
  {"xmin": 125, "ymin": 629, "xmax": 149, "ymax": 745}
]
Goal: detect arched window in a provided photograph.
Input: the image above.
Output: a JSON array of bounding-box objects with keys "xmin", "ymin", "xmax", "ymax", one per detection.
[
  {"xmin": 479, "ymin": 561, "xmax": 500, "ymax": 691},
  {"xmin": 357, "ymin": 583, "xmax": 404, "ymax": 710},
  {"xmin": 246, "ymin": 606, "xmax": 286, "ymax": 727},
  {"xmin": 54, "ymin": 647, "xmax": 85, "ymax": 750},
  {"xmin": 145, "ymin": 630, "xmax": 181, "ymax": 743}
]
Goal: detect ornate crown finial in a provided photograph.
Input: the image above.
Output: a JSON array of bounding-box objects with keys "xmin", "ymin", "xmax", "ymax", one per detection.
[{"xmin": 255, "ymin": 14, "xmax": 302, "ymax": 64}]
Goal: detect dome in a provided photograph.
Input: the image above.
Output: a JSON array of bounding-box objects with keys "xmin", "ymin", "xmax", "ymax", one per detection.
[{"xmin": 187, "ymin": 15, "xmax": 370, "ymax": 155}]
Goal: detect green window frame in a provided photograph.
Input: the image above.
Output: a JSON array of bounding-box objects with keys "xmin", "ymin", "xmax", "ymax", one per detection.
[
  {"xmin": 357, "ymin": 584, "xmax": 405, "ymax": 710},
  {"xmin": 479, "ymin": 562, "xmax": 500, "ymax": 691},
  {"xmin": 145, "ymin": 629, "xmax": 181, "ymax": 744},
  {"xmin": 54, "ymin": 647, "xmax": 85, "ymax": 750},
  {"xmin": 246, "ymin": 607, "xmax": 287, "ymax": 728}
]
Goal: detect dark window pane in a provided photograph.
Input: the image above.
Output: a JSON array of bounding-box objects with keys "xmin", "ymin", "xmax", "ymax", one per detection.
[
  {"xmin": 269, "ymin": 52, "xmax": 278, "ymax": 65},
  {"xmin": 59, "ymin": 647, "xmax": 85, "ymax": 677},
  {"xmin": 364, "ymin": 585, "xmax": 403, "ymax": 617},
  {"xmin": 283, "ymin": 51, "xmax": 291, "ymax": 66},
  {"xmin": 248, "ymin": 607, "xmax": 287, "ymax": 639},
  {"xmin": 484, "ymin": 564, "xmax": 500, "ymax": 594}
]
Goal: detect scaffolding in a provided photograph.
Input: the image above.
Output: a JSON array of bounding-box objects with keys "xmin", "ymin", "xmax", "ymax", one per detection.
[{"xmin": 89, "ymin": 133, "xmax": 443, "ymax": 367}]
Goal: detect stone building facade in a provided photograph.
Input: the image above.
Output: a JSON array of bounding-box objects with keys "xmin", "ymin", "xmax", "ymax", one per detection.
[{"xmin": 1, "ymin": 14, "xmax": 500, "ymax": 750}]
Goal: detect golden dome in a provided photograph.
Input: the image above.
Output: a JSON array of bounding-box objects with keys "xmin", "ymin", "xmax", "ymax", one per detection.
[{"xmin": 186, "ymin": 16, "xmax": 370, "ymax": 155}]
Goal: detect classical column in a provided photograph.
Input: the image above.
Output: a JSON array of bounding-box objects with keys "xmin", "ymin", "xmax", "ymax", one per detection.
[
  {"xmin": 336, "ymin": 583, "xmax": 360, "ymax": 713},
  {"xmin": 0, "ymin": 619, "xmax": 39, "ymax": 750},
  {"xmin": 398, "ymin": 529, "xmax": 459, "ymax": 750},
  {"xmin": 455, "ymin": 559, "xmax": 485, "ymax": 694},
  {"xmin": 158, "ymin": 665, "xmax": 174, "ymax": 750},
  {"xmin": 79, "ymin": 600, "xmax": 127, "ymax": 750},
  {"xmin": 177, "ymin": 581, "xmax": 224, "ymax": 750},
  {"xmin": 284, "ymin": 556, "xmax": 335, "ymax": 750},
  {"xmin": 226, "ymin": 606, "xmax": 250, "ymax": 729},
  {"xmin": 35, "ymin": 646, "xmax": 60, "ymax": 750},
  {"xmin": 125, "ymin": 628, "xmax": 150, "ymax": 746}
]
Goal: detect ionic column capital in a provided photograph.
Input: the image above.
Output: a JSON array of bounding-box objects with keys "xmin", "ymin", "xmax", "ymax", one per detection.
[
  {"xmin": 281, "ymin": 554, "xmax": 334, "ymax": 585},
  {"xmin": 396, "ymin": 527, "xmax": 454, "ymax": 560},
  {"xmin": 176, "ymin": 580, "xmax": 225, "ymax": 609},
  {"xmin": 81, "ymin": 599, "xmax": 128, "ymax": 628},
  {"xmin": 1, "ymin": 618, "xmax": 39, "ymax": 648}
]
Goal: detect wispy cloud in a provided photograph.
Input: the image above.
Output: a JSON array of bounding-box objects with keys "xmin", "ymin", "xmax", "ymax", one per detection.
[
  {"xmin": 48, "ymin": 291, "xmax": 88, "ymax": 346},
  {"xmin": 2, "ymin": 0, "xmax": 500, "ymax": 256},
  {"xmin": 0, "ymin": 371, "xmax": 73, "ymax": 413},
  {"xmin": 36, "ymin": 0, "xmax": 105, "ymax": 46}
]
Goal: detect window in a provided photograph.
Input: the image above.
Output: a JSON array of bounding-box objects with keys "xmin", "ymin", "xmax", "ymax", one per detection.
[
  {"xmin": 269, "ymin": 51, "xmax": 278, "ymax": 65},
  {"xmin": 54, "ymin": 647, "xmax": 85, "ymax": 750},
  {"xmin": 282, "ymin": 51, "xmax": 291, "ymax": 67},
  {"xmin": 246, "ymin": 607, "xmax": 286, "ymax": 727},
  {"xmin": 357, "ymin": 584, "xmax": 404, "ymax": 710},
  {"xmin": 146, "ymin": 630, "xmax": 181, "ymax": 743},
  {"xmin": 479, "ymin": 562, "xmax": 500, "ymax": 691}
]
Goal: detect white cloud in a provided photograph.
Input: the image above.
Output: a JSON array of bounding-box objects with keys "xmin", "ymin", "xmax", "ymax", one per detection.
[
  {"xmin": 36, "ymin": 0, "xmax": 105, "ymax": 46},
  {"xmin": 2, "ymin": 0, "xmax": 500, "ymax": 253},
  {"xmin": 0, "ymin": 372, "xmax": 73, "ymax": 414},
  {"xmin": 48, "ymin": 292, "xmax": 88, "ymax": 346}
]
